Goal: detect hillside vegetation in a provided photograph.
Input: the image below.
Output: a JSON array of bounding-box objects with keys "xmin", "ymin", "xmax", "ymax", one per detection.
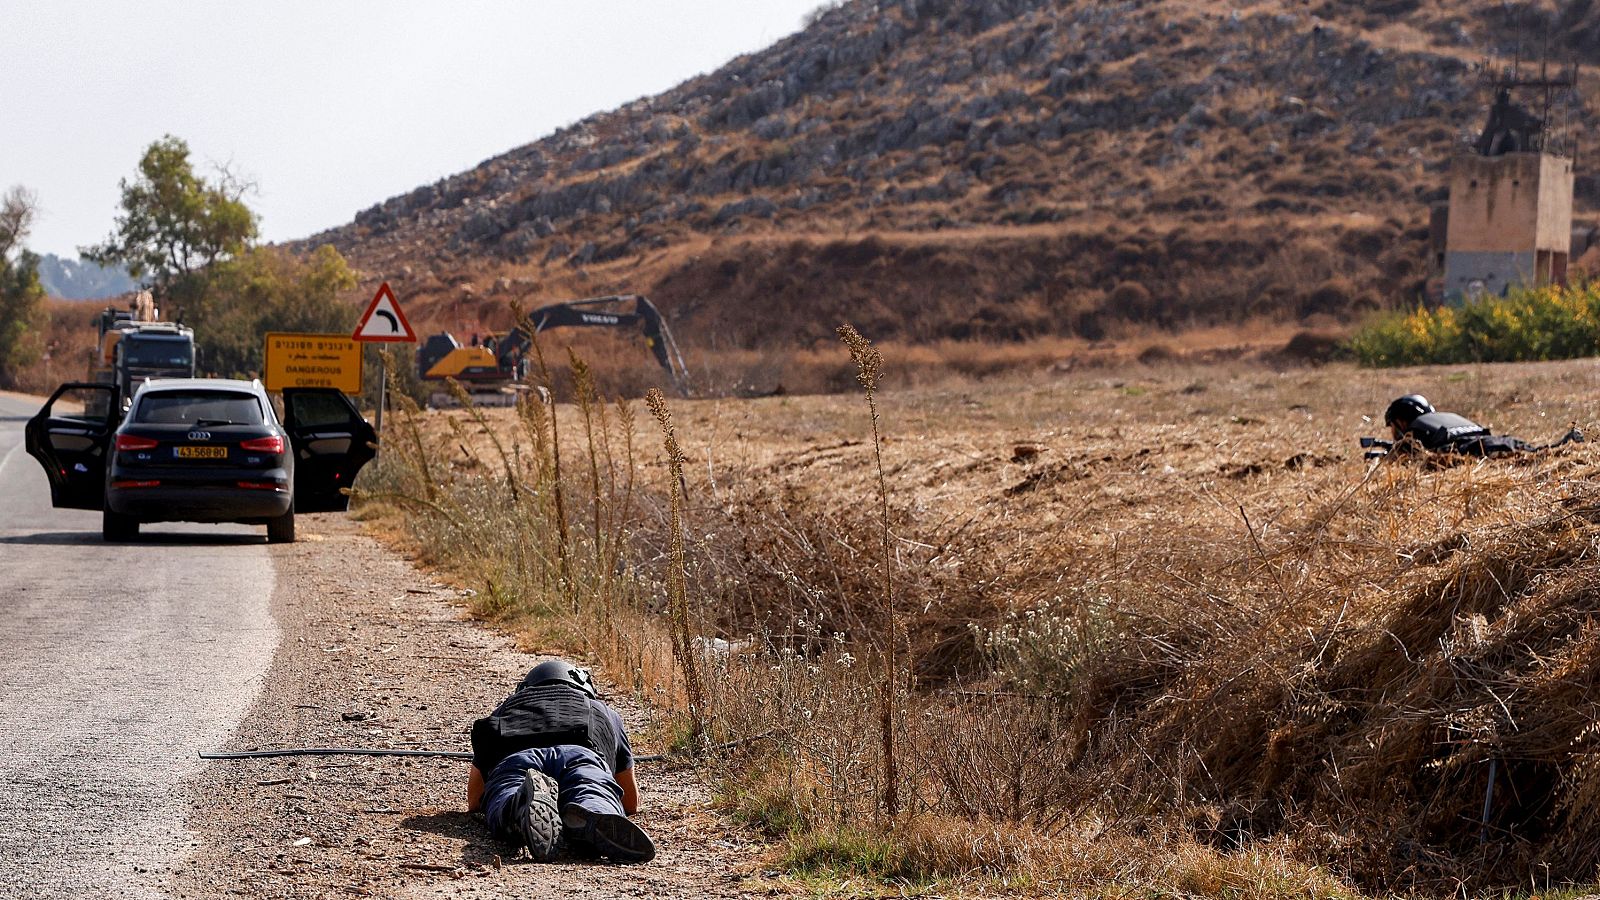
[{"xmin": 306, "ymin": 0, "xmax": 1597, "ymax": 356}]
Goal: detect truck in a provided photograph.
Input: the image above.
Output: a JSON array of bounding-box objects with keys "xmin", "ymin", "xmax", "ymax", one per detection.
[{"xmin": 89, "ymin": 296, "xmax": 197, "ymax": 411}]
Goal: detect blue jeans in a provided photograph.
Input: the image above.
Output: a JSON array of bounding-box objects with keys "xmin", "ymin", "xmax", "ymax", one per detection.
[{"xmin": 483, "ymin": 746, "xmax": 625, "ymax": 842}]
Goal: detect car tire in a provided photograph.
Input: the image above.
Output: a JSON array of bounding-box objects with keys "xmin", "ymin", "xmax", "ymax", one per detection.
[
  {"xmin": 102, "ymin": 509, "xmax": 139, "ymax": 542},
  {"xmin": 267, "ymin": 508, "xmax": 295, "ymax": 544}
]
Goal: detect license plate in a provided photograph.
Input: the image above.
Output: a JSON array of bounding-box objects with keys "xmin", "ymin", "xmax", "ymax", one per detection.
[{"xmin": 176, "ymin": 445, "xmax": 227, "ymax": 459}]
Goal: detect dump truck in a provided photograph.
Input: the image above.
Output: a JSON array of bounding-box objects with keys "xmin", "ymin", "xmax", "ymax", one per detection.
[{"xmin": 89, "ymin": 295, "xmax": 197, "ymax": 410}]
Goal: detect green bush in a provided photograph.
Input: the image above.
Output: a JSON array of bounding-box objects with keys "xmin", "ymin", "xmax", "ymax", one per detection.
[{"xmin": 1350, "ymin": 284, "xmax": 1600, "ymax": 367}]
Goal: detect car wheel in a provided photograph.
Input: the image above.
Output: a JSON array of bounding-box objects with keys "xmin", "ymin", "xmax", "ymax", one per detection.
[
  {"xmin": 267, "ymin": 508, "xmax": 295, "ymax": 544},
  {"xmin": 102, "ymin": 509, "xmax": 139, "ymax": 542}
]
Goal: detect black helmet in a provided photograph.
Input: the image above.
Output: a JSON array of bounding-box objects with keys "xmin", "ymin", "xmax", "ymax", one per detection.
[
  {"xmin": 518, "ymin": 659, "xmax": 597, "ymax": 699},
  {"xmin": 1384, "ymin": 394, "xmax": 1433, "ymax": 428}
]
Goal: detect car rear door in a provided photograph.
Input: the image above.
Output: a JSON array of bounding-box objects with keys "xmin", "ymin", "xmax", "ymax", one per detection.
[
  {"xmin": 25, "ymin": 382, "xmax": 120, "ymax": 510},
  {"xmin": 281, "ymin": 388, "xmax": 377, "ymax": 513}
]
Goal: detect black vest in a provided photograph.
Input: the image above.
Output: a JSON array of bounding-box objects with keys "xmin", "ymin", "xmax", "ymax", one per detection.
[
  {"xmin": 469, "ymin": 684, "xmax": 619, "ymax": 774},
  {"xmin": 1406, "ymin": 412, "xmax": 1490, "ymax": 451}
]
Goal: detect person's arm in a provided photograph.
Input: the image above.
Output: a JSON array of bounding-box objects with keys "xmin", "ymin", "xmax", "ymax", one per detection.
[
  {"xmin": 467, "ymin": 765, "xmax": 485, "ymax": 813},
  {"xmin": 616, "ymin": 766, "xmax": 640, "ymax": 815}
]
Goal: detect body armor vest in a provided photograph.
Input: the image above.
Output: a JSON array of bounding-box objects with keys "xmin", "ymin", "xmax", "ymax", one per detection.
[
  {"xmin": 471, "ymin": 684, "xmax": 618, "ymax": 774},
  {"xmin": 1406, "ymin": 412, "xmax": 1489, "ymax": 451}
]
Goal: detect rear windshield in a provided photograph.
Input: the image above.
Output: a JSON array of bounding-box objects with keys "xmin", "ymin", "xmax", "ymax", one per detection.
[
  {"xmin": 122, "ymin": 337, "xmax": 193, "ymax": 369},
  {"xmin": 134, "ymin": 390, "xmax": 264, "ymax": 425}
]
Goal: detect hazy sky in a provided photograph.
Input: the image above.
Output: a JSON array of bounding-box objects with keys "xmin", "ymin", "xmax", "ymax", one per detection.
[{"xmin": 2, "ymin": 1, "xmax": 823, "ymax": 258}]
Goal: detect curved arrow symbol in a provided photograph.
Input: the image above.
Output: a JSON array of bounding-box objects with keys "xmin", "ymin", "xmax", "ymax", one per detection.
[{"xmin": 375, "ymin": 310, "xmax": 399, "ymax": 332}]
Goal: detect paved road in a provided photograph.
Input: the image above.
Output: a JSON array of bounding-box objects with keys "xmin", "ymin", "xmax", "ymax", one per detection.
[{"xmin": 0, "ymin": 392, "xmax": 279, "ymax": 897}]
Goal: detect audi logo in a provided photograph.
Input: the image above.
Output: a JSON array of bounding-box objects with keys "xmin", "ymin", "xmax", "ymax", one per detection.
[{"xmin": 187, "ymin": 431, "xmax": 212, "ymax": 441}]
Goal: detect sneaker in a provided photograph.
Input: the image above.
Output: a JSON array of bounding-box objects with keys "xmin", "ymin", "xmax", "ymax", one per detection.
[
  {"xmin": 561, "ymin": 803, "xmax": 656, "ymax": 863},
  {"xmin": 512, "ymin": 770, "xmax": 563, "ymax": 861}
]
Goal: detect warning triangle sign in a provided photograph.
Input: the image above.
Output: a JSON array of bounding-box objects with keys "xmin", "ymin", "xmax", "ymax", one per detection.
[{"xmin": 353, "ymin": 282, "xmax": 417, "ymax": 342}]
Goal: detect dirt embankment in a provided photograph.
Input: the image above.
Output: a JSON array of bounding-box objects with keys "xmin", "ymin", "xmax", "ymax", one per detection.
[{"xmin": 170, "ymin": 513, "xmax": 771, "ymax": 900}]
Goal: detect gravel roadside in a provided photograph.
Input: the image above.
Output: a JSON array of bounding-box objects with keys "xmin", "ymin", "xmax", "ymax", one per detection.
[{"xmin": 169, "ymin": 512, "xmax": 773, "ymax": 899}]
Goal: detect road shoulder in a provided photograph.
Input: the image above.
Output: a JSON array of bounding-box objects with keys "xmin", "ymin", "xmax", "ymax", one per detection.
[{"xmin": 169, "ymin": 513, "xmax": 767, "ymax": 899}]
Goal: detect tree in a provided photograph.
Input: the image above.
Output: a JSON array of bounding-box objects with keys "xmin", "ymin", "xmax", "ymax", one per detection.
[
  {"xmin": 202, "ymin": 245, "xmax": 358, "ymax": 377},
  {"xmin": 83, "ymin": 136, "xmax": 360, "ymax": 378},
  {"xmin": 0, "ymin": 186, "xmax": 47, "ymax": 388},
  {"xmin": 82, "ymin": 135, "xmax": 257, "ymax": 321}
]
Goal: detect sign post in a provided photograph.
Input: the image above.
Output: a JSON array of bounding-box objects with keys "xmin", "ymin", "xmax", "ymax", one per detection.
[{"xmin": 352, "ymin": 282, "xmax": 418, "ymax": 456}]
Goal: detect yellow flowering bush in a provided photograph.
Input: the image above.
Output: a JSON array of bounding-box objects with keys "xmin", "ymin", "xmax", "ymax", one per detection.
[{"xmin": 1350, "ymin": 283, "xmax": 1600, "ymax": 366}]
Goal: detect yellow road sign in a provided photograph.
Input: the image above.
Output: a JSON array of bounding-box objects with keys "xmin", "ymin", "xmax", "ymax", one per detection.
[{"xmin": 263, "ymin": 333, "xmax": 364, "ymax": 394}]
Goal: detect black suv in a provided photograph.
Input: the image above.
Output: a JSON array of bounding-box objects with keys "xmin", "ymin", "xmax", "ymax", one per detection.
[{"xmin": 25, "ymin": 379, "xmax": 376, "ymax": 543}]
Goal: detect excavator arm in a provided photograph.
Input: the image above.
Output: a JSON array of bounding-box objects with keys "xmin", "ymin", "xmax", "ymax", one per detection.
[
  {"xmin": 419, "ymin": 295, "xmax": 690, "ymax": 394},
  {"xmin": 517, "ymin": 295, "xmax": 689, "ymax": 390}
]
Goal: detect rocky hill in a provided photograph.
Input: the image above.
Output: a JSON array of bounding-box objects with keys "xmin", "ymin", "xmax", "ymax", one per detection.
[{"xmin": 302, "ymin": 0, "xmax": 1599, "ymax": 353}]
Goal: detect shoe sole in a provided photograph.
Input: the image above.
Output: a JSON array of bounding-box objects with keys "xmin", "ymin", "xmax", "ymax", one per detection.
[
  {"xmin": 518, "ymin": 771, "xmax": 563, "ymax": 861},
  {"xmin": 562, "ymin": 804, "xmax": 656, "ymax": 863}
]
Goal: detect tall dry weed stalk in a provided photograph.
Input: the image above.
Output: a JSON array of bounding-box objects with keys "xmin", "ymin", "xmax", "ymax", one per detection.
[
  {"xmin": 838, "ymin": 323, "xmax": 900, "ymax": 817},
  {"xmin": 570, "ymin": 351, "xmax": 606, "ymax": 578},
  {"xmin": 445, "ymin": 377, "xmax": 520, "ymax": 501},
  {"xmin": 603, "ymin": 397, "xmax": 637, "ymax": 620},
  {"xmin": 646, "ymin": 387, "xmax": 705, "ymax": 738},
  {"xmin": 385, "ymin": 352, "xmax": 436, "ymax": 502},
  {"xmin": 518, "ymin": 311, "xmax": 572, "ymax": 607}
]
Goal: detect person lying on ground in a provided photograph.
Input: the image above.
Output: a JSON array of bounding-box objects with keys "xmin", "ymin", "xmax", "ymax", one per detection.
[
  {"xmin": 1382, "ymin": 393, "xmax": 1582, "ymax": 456},
  {"xmin": 466, "ymin": 659, "xmax": 656, "ymax": 863}
]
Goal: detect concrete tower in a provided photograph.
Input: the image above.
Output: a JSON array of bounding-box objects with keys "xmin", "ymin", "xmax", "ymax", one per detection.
[{"xmin": 1441, "ymin": 75, "xmax": 1577, "ymax": 303}]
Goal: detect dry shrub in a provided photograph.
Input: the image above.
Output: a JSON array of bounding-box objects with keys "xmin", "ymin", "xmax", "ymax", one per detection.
[
  {"xmin": 1137, "ymin": 342, "xmax": 1178, "ymax": 365},
  {"xmin": 908, "ymin": 692, "xmax": 1080, "ymax": 825},
  {"xmin": 1336, "ymin": 224, "xmax": 1399, "ymax": 260},
  {"xmin": 1300, "ymin": 277, "xmax": 1356, "ymax": 318},
  {"xmin": 677, "ymin": 484, "xmax": 1000, "ymax": 683},
  {"xmin": 1280, "ymin": 329, "xmax": 1346, "ymax": 365},
  {"xmin": 1040, "ymin": 454, "xmax": 1600, "ymax": 892},
  {"xmin": 781, "ymin": 815, "xmax": 1357, "ymax": 898},
  {"xmin": 1109, "ymin": 281, "xmax": 1155, "ymax": 318},
  {"xmin": 707, "ymin": 631, "xmax": 896, "ymax": 831}
]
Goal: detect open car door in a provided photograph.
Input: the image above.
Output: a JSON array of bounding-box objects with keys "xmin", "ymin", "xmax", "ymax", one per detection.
[
  {"xmin": 25, "ymin": 382, "xmax": 120, "ymax": 510},
  {"xmin": 281, "ymin": 388, "xmax": 377, "ymax": 513}
]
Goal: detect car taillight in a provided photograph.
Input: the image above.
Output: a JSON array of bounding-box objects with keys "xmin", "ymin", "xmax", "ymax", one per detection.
[
  {"xmin": 239, "ymin": 436, "xmax": 285, "ymax": 453},
  {"xmin": 115, "ymin": 434, "xmax": 158, "ymax": 451},
  {"xmin": 113, "ymin": 479, "xmax": 160, "ymax": 488},
  {"xmin": 236, "ymin": 480, "xmax": 285, "ymax": 491}
]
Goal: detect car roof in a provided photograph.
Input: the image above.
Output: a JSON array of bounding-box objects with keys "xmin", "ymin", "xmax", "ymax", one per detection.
[{"xmin": 136, "ymin": 378, "xmax": 265, "ymax": 395}]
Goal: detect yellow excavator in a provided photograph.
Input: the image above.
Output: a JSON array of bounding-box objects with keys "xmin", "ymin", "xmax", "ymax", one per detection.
[{"xmin": 416, "ymin": 294, "xmax": 689, "ymax": 399}]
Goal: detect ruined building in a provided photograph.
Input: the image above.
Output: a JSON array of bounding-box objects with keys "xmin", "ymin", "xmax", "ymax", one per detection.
[{"xmin": 1441, "ymin": 68, "xmax": 1577, "ymax": 303}]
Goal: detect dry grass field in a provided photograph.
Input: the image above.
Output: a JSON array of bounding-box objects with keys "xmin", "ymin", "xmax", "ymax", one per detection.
[{"xmin": 360, "ymin": 349, "xmax": 1600, "ymax": 896}]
